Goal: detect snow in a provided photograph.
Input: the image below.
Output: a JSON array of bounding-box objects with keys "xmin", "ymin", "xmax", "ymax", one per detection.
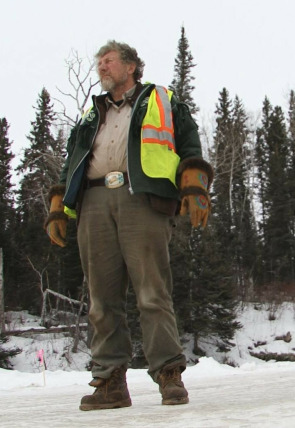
[{"xmin": 2, "ymin": 303, "xmax": 295, "ymax": 427}]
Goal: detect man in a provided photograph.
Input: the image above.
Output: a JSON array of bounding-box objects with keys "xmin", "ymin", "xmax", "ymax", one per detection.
[{"xmin": 45, "ymin": 40, "xmax": 213, "ymax": 410}]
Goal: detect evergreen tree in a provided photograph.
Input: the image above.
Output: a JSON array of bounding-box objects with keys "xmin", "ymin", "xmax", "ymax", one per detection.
[
  {"xmin": 168, "ymin": 25, "xmax": 199, "ymax": 334},
  {"xmin": 17, "ymin": 88, "xmax": 62, "ymax": 220},
  {"xmin": 211, "ymin": 90, "xmax": 257, "ymax": 288},
  {"xmin": 0, "ymin": 118, "xmax": 15, "ymax": 242},
  {"xmin": 15, "ymin": 88, "xmax": 83, "ymax": 312},
  {"xmin": 254, "ymin": 98, "xmax": 273, "ymax": 285},
  {"xmin": 287, "ymin": 90, "xmax": 295, "ymax": 280},
  {"xmin": 188, "ymin": 89, "xmax": 259, "ymax": 353},
  {"xmin": 191, "ymin": 227, "xmax": 241, "ymax": 353},
  {"xmin": 255, "ymin": 98, "xmax": 272, "ymax": 245},
  {"xmin": 265, "ymin": 107, "xmax": 291, "ymax": 281},
  {"xmin": 169, "ymin": 25, "xmax": 198, "ymax": 115},
  {"xmin": 212, "ymin": 88, "xmax": 234, "ymax": 243},
  {"xmin": 0, "ymin": 118, "xmax": 18, "ymax": 309},
  {"xmin": 0, "ymin": 335, "xmax": 21, "ymax": 369},
  {"xmin": 170, "ymin": 216, "xmax": 193, "ymax": 334},
  {"xmin": 255, "ymin": 98, "xmax": 292, "ymax": 283},
  {"xmin": 231, "ymin": 97, "xmax": 258, "ymax": 293},
  {"xmin": 169, "ymin": 26, "xmax": 198, "ymax": 332}
]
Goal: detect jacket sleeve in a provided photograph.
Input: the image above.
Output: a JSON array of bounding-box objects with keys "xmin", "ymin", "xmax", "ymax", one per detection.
[
  {"xmin": 59, "ymin": 122, "xmax": 80, "ymax": 185},
  {"xmin": 172, "ymin": 98, "xmax": 203, "ymax": 161}
]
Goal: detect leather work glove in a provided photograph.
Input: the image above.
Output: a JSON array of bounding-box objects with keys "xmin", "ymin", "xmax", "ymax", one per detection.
[
  {"xmin": 180, "ymin": 193, "xmax": 211, "ymax": 228},
  {"xmin": 178, "ymin": 159, "xmax": 214, "ymax": 228},
  {"xmin": 44, "ymin": 185, "xmax": 68, "ymax": 247}
]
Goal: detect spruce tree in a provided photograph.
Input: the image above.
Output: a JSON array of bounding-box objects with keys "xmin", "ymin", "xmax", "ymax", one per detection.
[
  {"xmin": 0, "ymin": 335, "xmax": 21, "ymax": 369},
  {"xmin": 15, "ymin": 88, "xmax": 83, "ymax": 312},
  {"xmin": 264, "ymin": 107, "xmax": 291, "ymax": 282},
  {"xmin": 254, "ymin": 98, "xmax": 273, "ymax": 285},
  {"xmin": 17, "ymin": 88, "xmax": 62, "ymax": 220},
  {"xmin": 255, "ymin": 98, "xmax": 293, "ymax": 284},
  {"xmin": 255, "ymin": 98, "xmax": 272, "ymax": 245},
  {"xmin": 287, "ymin": 91, "xmax": 295, "ymax": 280},
  {"xmin": 0, "ymin": 118, "xmax": 17, "ymax": 309},
  {"xmin": 169, "ymin": 25, "xmax": 198, "ymax": 115},
  {"xmin": 170, "ymin": 216, "xmax": 194, "ymax": 334},
  {"xmin": 168, "ymin": 25, "xmax": 199, "ymax": 334},
  {"xmin": 231, "ymin": 97, "xmax": 258, "ymax": 293},
  {"xmin": 212, "ymin": 90, "xmax": 257, "ymax": 287},
  {"xmin": 212, "ymin": 88, "xmax": 234, "ymax": 242},
  {"xmin": 189, "ymin": 89, "xmax": 258, "ymax": 353},
  {"xmin": 191, "ymin": 227, "xmax": 241, "ymax": 353},
  {"xmin": 0, "ymin": 118, "xmax": 15, "ymax": 244}
]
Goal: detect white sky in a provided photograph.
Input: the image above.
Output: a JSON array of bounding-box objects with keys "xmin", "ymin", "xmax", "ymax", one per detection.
[{"xmin": 1, "ymin": 0, "xmax": 295, "ymax": 163}]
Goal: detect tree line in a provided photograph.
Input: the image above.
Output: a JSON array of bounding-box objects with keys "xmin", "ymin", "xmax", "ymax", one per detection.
[{"xmin": 1, "ymin": 27, "xmax": 294, "ymax": 355}]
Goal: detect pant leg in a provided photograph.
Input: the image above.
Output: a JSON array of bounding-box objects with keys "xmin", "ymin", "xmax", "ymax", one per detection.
[
  {"xmin": 114, "ymin": 188, "xmax": 186, "ymax": 380},
  {"xmin": 77, "ymin": 186, "xmax": 132, "ymax": 379}
]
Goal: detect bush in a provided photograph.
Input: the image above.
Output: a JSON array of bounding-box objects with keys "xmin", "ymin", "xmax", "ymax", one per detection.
[{"xmin": 0, "ymin": 334, "xmax": 22, "ymax": 369}]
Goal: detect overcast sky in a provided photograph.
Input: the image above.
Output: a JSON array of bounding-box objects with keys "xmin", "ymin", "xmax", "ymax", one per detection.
[{"xmin": 1, "ymin": 0, "xmax": 295, "ymax": 165}]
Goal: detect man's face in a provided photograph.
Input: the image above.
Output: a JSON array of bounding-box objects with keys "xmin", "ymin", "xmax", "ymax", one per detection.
[{"xmin": 97, "ymin": 50, "xmax": 134, "ymax": 92}]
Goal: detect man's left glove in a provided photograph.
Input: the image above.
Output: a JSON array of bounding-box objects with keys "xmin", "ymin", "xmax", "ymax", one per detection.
[
  {"xmin": 44, "ymin": 185, "xmax": 68, "ymax": 247},
  {"xmin": 178, "ymin": 158, "xmax": 214, "ymax": 228}
]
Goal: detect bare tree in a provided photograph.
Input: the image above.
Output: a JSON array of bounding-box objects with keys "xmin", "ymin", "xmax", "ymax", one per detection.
[{"xmin": 53, "ymin": 49, "xmax": 100, "ymax": 127}]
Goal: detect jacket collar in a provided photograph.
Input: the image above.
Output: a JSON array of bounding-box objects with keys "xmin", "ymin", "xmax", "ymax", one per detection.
[
  {"xmin": 92, "ymin": 82, "xmax": 148, "ymax": 128},
  {"xmin": 93, "ymin": 82, "xmax": 144, "ymax": 109}
]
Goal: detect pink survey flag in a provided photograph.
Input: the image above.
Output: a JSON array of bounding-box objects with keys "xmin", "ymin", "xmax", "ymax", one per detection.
[{"xmin": 37, "ymin": 349, "xmax": 44, "ymax": 364}]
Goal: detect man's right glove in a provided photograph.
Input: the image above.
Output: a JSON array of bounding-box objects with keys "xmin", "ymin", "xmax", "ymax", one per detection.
[
  {"xmin": 44, "ymin": 185, "xmax": 68, "ymax": 248},
  {"xmin": 180, "ymin": 192, "xmax": 211, "ymax": 228},
  {"xmin": 178, "ymin": 158, "xmax": 214, "ymax": 228}
]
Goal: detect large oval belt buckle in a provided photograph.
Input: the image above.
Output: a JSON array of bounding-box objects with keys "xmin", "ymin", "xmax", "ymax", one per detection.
[{"xmin": 105, "ymin": 171, "xmax": 125, "ymax": 189}]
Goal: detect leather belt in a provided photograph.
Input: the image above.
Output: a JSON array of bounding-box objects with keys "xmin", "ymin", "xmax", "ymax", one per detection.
[{"xmin": 84, "ymin": 172, "xmax": 129, "ymax": 189}]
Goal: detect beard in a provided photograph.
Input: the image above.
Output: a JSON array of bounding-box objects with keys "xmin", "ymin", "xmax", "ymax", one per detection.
[
  {"xmin": 100, "ymin": 76, "xmax": 115, "ymax": 92},
  {"xmin": 100, "ymin": 71, "xmax": 129, "ymax": 92}
]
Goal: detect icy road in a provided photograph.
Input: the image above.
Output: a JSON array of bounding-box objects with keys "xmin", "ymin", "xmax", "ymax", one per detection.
[{"xmin": 1, "ymin": 358, "xmax": 295, "ymax": 427}]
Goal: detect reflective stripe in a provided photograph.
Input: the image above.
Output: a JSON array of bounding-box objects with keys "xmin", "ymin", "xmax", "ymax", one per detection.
[
  {"xmin": 142, "ymin": 87, "xmax": 175, "ymax": 150},
  {"xmin": 142, "ymin": 129, "xmax": 175, "ymax": 150},
  {"xmin": 141, "ymin": 86, "xmax": 180, "ymax": 186}
]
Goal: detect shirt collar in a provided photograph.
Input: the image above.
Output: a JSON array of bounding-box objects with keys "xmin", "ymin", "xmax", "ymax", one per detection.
[{"xmin": 105, "ymin": 85, "xmax": 137, "ymax": 109}]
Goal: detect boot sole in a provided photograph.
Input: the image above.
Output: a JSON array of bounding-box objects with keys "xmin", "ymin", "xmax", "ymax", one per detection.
[
  {"xmin": 79, "ymin": 399, "xmax": 132, "ymax": 411},
  {"xmin": 162, "ymin": 396, "xmax": 189, "ymax": 405}
]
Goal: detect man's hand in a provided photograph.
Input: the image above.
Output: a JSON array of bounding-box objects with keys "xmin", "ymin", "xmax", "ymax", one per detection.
[
  {"xmin": 180, "ymin": 193, "xmax": 210, "ymax": 228},
  {"xmin": 45, "ymin": 213, "xmax": 68, "ymax": 247},
  {"xmin": 44, "ymin": 186, "xmax": 68, "ymax": 248},
  {"xmin": 178, "ymin": 159, "xmax": 213, "ymax": 228}
]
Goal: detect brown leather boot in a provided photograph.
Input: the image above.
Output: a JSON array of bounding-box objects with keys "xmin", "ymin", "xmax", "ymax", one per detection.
[
  {"xmin": 79, "ymin": 367, "xmax": 132, "ymax": 411},
  {"xmin": 157, "ymin": 366, "xmax": 189, "ymax": 405}
]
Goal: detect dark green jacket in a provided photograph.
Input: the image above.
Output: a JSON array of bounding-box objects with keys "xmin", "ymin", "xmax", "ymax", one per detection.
[{"xmin": 60, "ymin": 82, "xmax": 203, "ymax": 213}]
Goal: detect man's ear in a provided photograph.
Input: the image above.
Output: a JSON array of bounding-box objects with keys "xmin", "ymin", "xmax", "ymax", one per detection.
[{"xmin": 127, "ymin": 62, "xmax": 136, "ymax": 75}]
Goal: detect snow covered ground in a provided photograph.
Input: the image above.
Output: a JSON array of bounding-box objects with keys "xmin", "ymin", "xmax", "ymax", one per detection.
[
  {"xmin": 1, "ymin": 302, "xmax": 295, "ymax": 427},
  {"xmin": 1, "ymin": 359, "xmax": 295, "ymax": 427}
]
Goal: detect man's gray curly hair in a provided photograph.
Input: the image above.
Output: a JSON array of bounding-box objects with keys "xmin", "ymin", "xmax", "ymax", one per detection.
[{"xmin": 94, "ymin": 40, "xmax": 145, "ymax": 81}]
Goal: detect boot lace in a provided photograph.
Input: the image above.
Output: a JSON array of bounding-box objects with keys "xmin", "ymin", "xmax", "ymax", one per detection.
[
  {"xmin": 159, "ymin": 368, "xmax": 182, "ymax": 388},
  {"xmin": 94, "ymin": 367, "xmax": 125, "ymax": 394}
]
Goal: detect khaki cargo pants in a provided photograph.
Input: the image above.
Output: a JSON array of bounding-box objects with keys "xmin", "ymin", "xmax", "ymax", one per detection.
[{"xmin": 77, "ymin": 184, "xmax": 186, "ymax": 381}]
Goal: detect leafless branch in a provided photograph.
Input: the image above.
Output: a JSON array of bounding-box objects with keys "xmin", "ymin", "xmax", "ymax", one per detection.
[{"xmin": 54, "ymin": 49, "xmax": 100, "ymax": 126}]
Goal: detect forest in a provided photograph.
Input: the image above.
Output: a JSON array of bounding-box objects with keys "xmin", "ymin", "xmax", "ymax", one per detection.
[{"xmin": 0, "ymin": 27, "xmax": 294, "ymax": 355}]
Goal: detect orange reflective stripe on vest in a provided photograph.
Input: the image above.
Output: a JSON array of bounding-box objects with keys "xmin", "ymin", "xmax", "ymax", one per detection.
[
  {"xmin": 142, "ymin": 87, "xmax": 175, "ymax": 151},
  {"xmin": 141, "ymin": 86, "xmax": 180, "ymax": 186}
]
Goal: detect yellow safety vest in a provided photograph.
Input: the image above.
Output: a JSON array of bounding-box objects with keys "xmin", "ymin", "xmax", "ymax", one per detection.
[{"xmin": 141, "ymin": 86, "xmax": 180, "ymax": 186}]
